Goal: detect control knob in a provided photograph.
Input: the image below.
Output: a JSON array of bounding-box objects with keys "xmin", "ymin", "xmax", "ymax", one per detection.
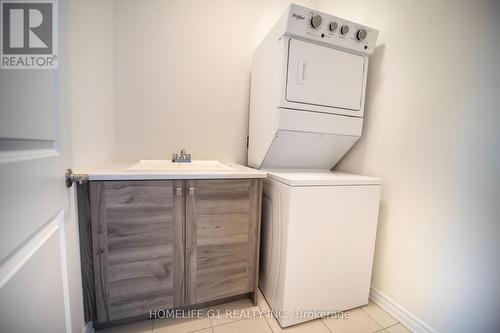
[
  {"xmin": 340, "ymin": 25, "xmax": 349, "ymax": 35},
  {"xmin": 329, "ymin": 22, "xmax": 338, "ymax": 32},
  {"xmin": 356, "ymin": 29, "xmax": 368, "ymax": 41},
  {"xmin": 311, "ymin": 14, "xmax": 322, "ymax": 29}
]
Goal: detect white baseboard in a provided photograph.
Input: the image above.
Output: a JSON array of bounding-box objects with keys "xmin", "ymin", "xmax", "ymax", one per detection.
[
  {"xmin": 369, "ymin": 287, "xmax": 438, "ymax": 333},
  {"xmin": 82, "ymin": 321, "xmax": 94, "ymax": 333}
]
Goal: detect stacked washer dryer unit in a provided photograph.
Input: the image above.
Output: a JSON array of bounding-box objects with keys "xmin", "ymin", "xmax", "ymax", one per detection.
[{"xmin": 248, "ymin": 4, "xmax": 382, "ymax": 328}]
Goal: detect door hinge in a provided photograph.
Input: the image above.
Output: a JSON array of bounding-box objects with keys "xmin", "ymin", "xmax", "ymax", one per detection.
[{"xmin": 246, "ymin": 136, "xmax": 249, "ymax": 149}]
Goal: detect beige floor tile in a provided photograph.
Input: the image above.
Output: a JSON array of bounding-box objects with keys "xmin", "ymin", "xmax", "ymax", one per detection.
[
  {"xmin": 191, "ymin": 329, "xmax": 213, "ymax": 333},
  {"xmin": 257, "ymin": 288, "xmax": 272, "ymax": 314},
  {"xmin": 99, "ymin": 320, "xmax": 153, "ymax": 333},
  {"xmin": 212, "ymin": 317, "xmax": 272, "ymax": 333},
  {"xmin": 385, "ymin": 324, "xmax": 412, "ymax": 333},
  {"xmin": 321, "ymin": 308, "xmax": 383, "ymax": 333},
  {"xmin": 152, "ymin": 310, "xmax": 211, "ymax": 333},
  {"xmin": 208, "ymin": 298, "xmax": 262, "ymax": 327},
  {"xmin": 362, "ymin": 301, "xmax": 398, "ymax": 328},
  {"xmin": 264, "ymin": 312, "xmax": 330, "ymax": 333}
]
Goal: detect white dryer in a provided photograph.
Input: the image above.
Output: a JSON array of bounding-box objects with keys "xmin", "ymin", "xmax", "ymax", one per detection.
[
  {"xmin": 248, "ymin": 3, "xmax": 382, "ymax": 327},
  {"xmin": 248, "ymin": 3, "xmax": 379, "ymax": 170}
]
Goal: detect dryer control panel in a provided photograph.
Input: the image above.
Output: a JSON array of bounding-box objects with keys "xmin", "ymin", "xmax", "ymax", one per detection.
[{"xmin": 284, "ymin": 4, "xmax": 379, "ymax": 55}]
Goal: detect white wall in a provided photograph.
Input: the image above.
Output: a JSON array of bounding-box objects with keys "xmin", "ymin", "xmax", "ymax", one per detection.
[
  {"xmin": 71, "ymin": 0, "xmax": 115, "ymax": 169},
  {"xmin": 113, "ymin": 0, "xmax": 321, "ymax": 163},
  {"xmin": 316, "ymin": 1, "xmax": 500, "ymax": 332}
]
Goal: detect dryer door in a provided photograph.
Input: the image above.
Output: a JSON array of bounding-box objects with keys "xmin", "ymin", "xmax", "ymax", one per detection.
[{"xmin": 286, "ymin": 38, "xmax": 365, "ymax": 112}]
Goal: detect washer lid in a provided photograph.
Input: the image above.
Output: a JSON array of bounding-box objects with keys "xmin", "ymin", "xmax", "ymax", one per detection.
[{"xmin": 264, "ymin": 169, "xmax": 382, "ymax": 186}]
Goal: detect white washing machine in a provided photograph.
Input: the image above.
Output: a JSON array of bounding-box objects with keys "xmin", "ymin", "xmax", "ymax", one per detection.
[
  {"xmin": 260, "ymin": 170, "xmax": 381, "ymax": 327},
  {"xmin": 247, "ymin": 3, "xmax": 382, "ymax": 327}
]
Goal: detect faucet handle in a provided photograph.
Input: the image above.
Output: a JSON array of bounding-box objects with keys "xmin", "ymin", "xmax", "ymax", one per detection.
[{"xmin": 172, "ymin": 153, "xmax": 178, "ymax": 162}]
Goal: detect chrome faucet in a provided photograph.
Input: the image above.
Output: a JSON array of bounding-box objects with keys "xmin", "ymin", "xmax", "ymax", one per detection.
[{"xmin": 172, "ymin": 148, "xmax": 191, "ymax": 163}]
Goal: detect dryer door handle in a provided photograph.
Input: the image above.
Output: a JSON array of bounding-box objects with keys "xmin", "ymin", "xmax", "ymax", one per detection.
[{"xmin": 297, "ymin": 58, "xmax": 307, "ymax": 85}]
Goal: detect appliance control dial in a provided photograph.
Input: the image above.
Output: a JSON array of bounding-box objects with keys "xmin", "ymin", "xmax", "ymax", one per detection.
[
  {"xmin": 340, "ymin": 25, "xmax": 349, "ymax": 35},
  {"xmin": 356, "ymin": 29, "xmax": 368, "ymax": 41},
  {"xmin": 329, "ymin": 22, "xmax": 338, "ymax": 32},
  {"xmin": 311, "ymin": 14, "xmax": 322, "ymax": 29}
]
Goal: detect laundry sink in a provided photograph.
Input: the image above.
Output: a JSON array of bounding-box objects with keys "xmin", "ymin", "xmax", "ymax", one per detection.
[{"xmin": 126, "ymin": 160, "xmax": 233, "ymax": 172}]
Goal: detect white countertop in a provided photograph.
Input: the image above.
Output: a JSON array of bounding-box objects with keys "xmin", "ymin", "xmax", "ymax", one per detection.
[{"xmin": 78, "ymin": 162, "xmax": 267, "ymax": 181}]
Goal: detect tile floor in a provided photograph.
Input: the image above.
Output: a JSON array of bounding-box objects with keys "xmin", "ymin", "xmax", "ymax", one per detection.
[{"xmin": 99, "ymin": 289, "xmax": 412, "ymax": 333}]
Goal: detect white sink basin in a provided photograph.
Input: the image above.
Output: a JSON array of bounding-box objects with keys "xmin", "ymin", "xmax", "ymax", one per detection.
[{"xmin": 127, "ymin": 160, "xmax": 233, "ymax": 172}]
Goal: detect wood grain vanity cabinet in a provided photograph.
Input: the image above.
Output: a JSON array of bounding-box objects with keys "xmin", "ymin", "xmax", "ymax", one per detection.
[
  {"xmin": 89, "ymin": 181, "xmax": 185, "ymax": 322},
  {"xmin": 185, "ymin": 179, "xmax": 261, "ymax": 305},
  {"xmin": 78, "ymin": 178, "xmax": 262, "ymax": 325}
]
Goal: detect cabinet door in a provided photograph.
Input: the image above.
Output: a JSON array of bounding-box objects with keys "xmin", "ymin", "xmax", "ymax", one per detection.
[
  {"xmin": 185, "ymin": 179, "xmax": 262, "ymax": 305},
  {"xmin": 90, "ymin": 181, "xmax": 184, "ymax": 322}
]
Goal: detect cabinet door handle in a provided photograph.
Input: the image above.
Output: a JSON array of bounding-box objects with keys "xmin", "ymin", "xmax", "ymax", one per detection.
[
  {"xmin": 188, "ymin": 187, "xmax": 195, "ymax": 196},
  {"xmin": 176, "ymin": 187, "xmax": 183, "ymax": 196}
]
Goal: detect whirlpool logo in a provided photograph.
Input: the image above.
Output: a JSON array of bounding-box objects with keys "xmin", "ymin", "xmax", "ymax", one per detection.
[
  {"xmin": 292, "ymin": 13, "xmax": 305, "ymax": 20},
  {"xmin": 1, "ymin": 0, "xmax": 58, "ymax": 69}
]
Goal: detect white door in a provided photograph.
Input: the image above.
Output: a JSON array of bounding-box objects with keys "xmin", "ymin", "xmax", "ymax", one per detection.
[
  {"xmin": 286, "ymin": 38, "xmax": 365, "ymax": 112},
  {"xmin": 0, "ymin": 2, "xmax": 79, "ymax": 332}
]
